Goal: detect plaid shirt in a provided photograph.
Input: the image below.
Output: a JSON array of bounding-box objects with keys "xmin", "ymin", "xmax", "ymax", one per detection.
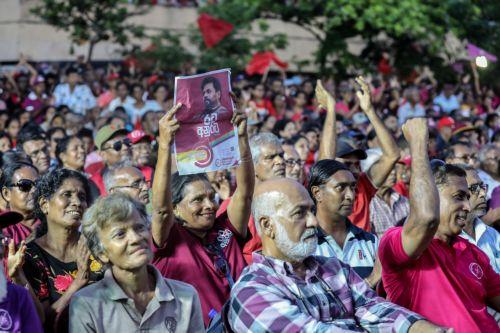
[
  {"xmin": 369, "ymin": 190, "xmax": 409, "ymax": 238},
  {"xmin": 228, "ymin": 253, "xmax": 423, "ymax": 332}
]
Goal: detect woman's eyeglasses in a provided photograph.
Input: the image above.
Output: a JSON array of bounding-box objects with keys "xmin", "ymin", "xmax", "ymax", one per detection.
[
  {"xmin": 103, "ymin": 138, "xmax": 132, "ymax": 152},
  {"xmin": 7, "ymin": 179, "xmax": 36, "ymax": 192}
]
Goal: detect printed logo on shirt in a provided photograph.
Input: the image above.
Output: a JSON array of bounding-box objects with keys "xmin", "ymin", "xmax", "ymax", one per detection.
[
  {"xmin": 0, "ymin": 309, "xmax": 12, "ymax": 331},
  {"xmin": 358, "ymin": 250, "xmax": 365, "ymax": 260},
  {"xmin": 164, "ymin": 317, "xmax": 177, "ymax": 332},
  {"xmin": 469, "ymin": 262, "xmax": 484, "ymax": 280},
  {"xmin": 217, "ymin": 228, "xmax": 233, "ymax": 248}
]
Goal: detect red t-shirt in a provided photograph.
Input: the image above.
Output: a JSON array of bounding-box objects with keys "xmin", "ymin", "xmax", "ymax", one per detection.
[
  {"xmin": 349, "ymin": 173, "xmax": 377, "ymax": 232},
  {"xmin": 217, "ymin": 198, "xmax": 260, "ymax": 265},
  {"xmin": 152, "ymin": 214, "xmax": 247, "ymax": 326},
  {"xmin": 379, "ymin": 227, "xmax": 500, "ymax": 333},
  {"xmin": 2, "ymin": 220, "xmax": 40, "ymax": 246}
]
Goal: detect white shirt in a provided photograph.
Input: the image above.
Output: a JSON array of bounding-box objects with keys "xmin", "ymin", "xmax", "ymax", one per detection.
[
  {"xmin": 53, "ymin": 83, "xmax": 96, "ymax": 115},
  {"xmin": 460, "ymin": 218, "xmax": 500, "ymax": 273}
]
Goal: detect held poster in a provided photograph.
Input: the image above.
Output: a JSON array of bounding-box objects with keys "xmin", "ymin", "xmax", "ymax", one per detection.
[{"xmin": 173, "ymin": 68, "xmax": 240, "ymax": 175}]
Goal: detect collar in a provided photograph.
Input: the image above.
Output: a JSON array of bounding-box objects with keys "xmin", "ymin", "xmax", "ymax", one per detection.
[
  {"xmin": 473, "ymin": 217, "xmax": 488, "ymax": 241},
  {"xmin": 316, "ymin": 220, "xmax": 362, "ymax": 244},
  {"xmin": 104, "ymin": 265, "xmax": 174, "ymax": 302},
  {"xmin": 252, "ymin": 252, "xmax": 320, "ymax": 279}
]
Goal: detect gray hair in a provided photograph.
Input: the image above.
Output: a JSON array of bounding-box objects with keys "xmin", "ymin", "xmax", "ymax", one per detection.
[
  {"xmin": 82, "ymin": 192, "xmax": 149, "ymax": 261},
  {"xmin": 478, "ymin": 144, "xmax": 497, "ymax": 166},
  {"xmin": 251, "ymin": 191, "xmax": 287, "ymax": 236},
  {"xmin": 249, "ymin": 132, "xmax": 282, "ymax": 165},
  {"xmin": 103, "ymin": 160, "xmax": 134, "ymax": 192}
]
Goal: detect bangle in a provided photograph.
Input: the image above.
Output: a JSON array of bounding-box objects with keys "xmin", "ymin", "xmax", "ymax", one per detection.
[{"xmin": 240, "ymin": 155, "xmax": 253, "ymax": 163}]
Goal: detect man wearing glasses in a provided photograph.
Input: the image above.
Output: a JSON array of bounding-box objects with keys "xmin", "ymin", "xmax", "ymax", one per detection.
[
  {"xmin": 89, "ymin": 125, "xmax": 132, "ymax": 195},
  {"xmin": 459, "ymin": 164, "xmax": 498, "ymax": 272},
  {"xmin": 444, "ymin": 141, "xmax": 477, "ymax": 168},
  {"xmin": 103, "ymin": 164, "xmax": 150, "ymax": 205}
]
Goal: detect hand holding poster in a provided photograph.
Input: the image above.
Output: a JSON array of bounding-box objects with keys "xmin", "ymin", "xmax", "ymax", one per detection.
[{"xmin": 173, "ymin": 69, "xmax": 240, "ymax": 175}]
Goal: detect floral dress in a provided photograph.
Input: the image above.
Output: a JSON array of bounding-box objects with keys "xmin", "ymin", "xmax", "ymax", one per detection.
[{"xmin": 23, "ymin": 241, "xmax": 104, "ymax": 304}]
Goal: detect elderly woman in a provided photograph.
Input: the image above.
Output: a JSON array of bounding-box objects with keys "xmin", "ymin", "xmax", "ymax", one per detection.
[
  {"xmin": 151, "ymin": 103, "xmax": 254, "ymax": 325},
  {"xmin": 22, "ymin": 168, "xmax": 103, "ymax": 330},
  {"xmin": 0, "ymin": 161, "xmax": 39, "ymax": 245},
  {"xmin": 69, "ymin": 193, "xmax": 204, "ymax": 332}
]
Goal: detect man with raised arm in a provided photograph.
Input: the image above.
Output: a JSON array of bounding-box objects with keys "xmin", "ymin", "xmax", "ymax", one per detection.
[
  {"xmin": 319, "ymin": 77, "xmax": 400, "ymax": 232},
  {"xmin": 378, "ymin": 118, "xmax": 500, "ymax": 333}
]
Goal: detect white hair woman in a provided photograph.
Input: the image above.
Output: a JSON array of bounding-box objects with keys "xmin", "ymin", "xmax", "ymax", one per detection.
[{"xmin": 69, "ymin": 193, "xmax": 204, "ymax": 332}]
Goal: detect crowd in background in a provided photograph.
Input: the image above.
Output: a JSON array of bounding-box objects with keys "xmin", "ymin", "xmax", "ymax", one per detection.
[{"xmin": 0, "ymin": 53, "xmax": 498, "ymax": 332}]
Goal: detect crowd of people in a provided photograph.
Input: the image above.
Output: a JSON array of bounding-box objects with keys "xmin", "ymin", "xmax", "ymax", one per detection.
[{"xmin": 0, "ymin": 54, "xmax": 498, "ymax": 333}]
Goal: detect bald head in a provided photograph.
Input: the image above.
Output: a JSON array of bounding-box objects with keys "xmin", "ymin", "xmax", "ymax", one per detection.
[
  {"xmin": 252, "ymin": 178, "xmax": 318, "ymax": 263},
  {"xmin": 252, "ymin": 178, "xmax": 314, "ymax": 235}
]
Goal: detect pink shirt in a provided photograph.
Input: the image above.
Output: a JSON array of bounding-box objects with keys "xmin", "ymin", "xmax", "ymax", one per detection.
[
  {"xmin": 152, "ymin": 214, "xmax": 247, "ymax": 326},
  {"xmin": 379, "ymin": 227, "xmax": 500, "ymax": 333}
]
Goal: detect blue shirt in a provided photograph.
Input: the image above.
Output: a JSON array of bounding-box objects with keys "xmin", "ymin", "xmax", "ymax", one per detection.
[{"xmin": 460, "ymin": 218, "xmax": 500, "ymax": 273}]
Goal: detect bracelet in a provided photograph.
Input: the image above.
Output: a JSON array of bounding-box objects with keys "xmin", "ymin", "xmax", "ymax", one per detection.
[{"xmin": 240, "ymin": 155, "xmax": 253, "ymax": 163}]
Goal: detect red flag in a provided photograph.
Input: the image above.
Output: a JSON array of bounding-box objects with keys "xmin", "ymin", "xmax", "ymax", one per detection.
[
  {"xmin": 245, "ymin": 51, "xmax": 288, "ymax": 75},
  {"xmin": 197, "ymin": 13, "xmax": 234, "ymax": 48}
]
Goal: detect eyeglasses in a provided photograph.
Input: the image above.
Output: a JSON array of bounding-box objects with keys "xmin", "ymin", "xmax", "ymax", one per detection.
[
  {"xmin": 469, "ymin": 183, "xmax": 488, "ymax": 195},
  {"xmin": 205, "ymin": 243, "xmax": 234, "ymax": 287},
  {"xmin": 110, "ymin": 179, "xmax": 149, "ymax": 191},
  {"xmin": 7, "ymin": 179, "xmax": 36, "ymax": 192},
  {"xmin": 454, "ymin": 154, "xmax": 476, "ymax": 162},
  {"xmin": 285, "ymin": 159, "xmax": 305, "ymax": 167},
  {"xmin": 103, "ymin": 138, "xmax": 131, "ymax": 152}
]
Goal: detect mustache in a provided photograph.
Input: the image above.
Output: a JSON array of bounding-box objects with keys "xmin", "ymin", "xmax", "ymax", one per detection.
[{"xmin": 301, "ymin": 228, "xmax": 316, "ymax": 240}]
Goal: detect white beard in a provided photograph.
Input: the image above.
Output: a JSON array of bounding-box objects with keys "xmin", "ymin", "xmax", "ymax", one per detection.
[
  {"xmin": 0, "ymin": 263, "xmax": 8, "ymax": 302},
  {"xmin": 273, "ymin": 221, "xmax": 317, "ymax": 262}
]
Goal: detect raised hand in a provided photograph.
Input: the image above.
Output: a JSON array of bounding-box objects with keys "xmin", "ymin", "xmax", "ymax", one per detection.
[
  {"xmin": 74, "ymin": 236, "xmax": 91, "ymax": 287},
  {"xmin": 231, "ymin": 110, "xmax": 248, "ymax": 137},
  {"xmin": 158, "ymin": 103, "xmax": 181, "ymax": 148},
  {"xmin": 6, "ymin": 239, "xmax": 26, "ymax": 279},
  {"xmin": 354, "ymin": 76, "xmax": 373, "ymax": 112},
  {"xmin": 315, "ymin": 80, "xmax": 335, "ymax": 112},
  {"xmin": 402, "ymin": 117, "xmax": 428, "ymax": 145}
]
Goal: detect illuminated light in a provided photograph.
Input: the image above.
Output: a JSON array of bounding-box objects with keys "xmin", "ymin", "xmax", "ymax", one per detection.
[{"xmin": 475, "ymin": 56, "xmax": 488, "ymax": 68}]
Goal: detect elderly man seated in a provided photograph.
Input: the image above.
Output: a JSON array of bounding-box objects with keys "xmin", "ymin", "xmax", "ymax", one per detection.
[
  {"xmin": 103, "ymin": 163, "xmax": 150, "ymax": 205},
  {"xmin": 69, "ymin": 193, "xmax": 204, "ymax": 332},
  {"xmin": 227, "ymin": 177, "xmax": 448, "ymax": 332}
]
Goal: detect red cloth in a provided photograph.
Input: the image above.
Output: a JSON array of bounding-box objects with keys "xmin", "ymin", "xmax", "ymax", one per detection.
[
  {"xmin": 245, "ymin": 51, "xmax": 288, "ymax": 76},
  {"xmin": 152, "ymin": 214, "xmax": 247, "ymax": 325},
  {"xmin": 378, "ymin": 57, "xmax": 392, "ymax": 75},
  {"xmin": 197, "ymin": 13, "xmax": 234, "ymax": 48},
  {"xmin": 379, "ymin": 227, "xmax": 500, "ymax": 333},
  {"xmin": 2, "ymin": 220, "xmax": 40, "ymax": 246},
  {"xmin": 217, "ymin": 198, "xmax": 260, "ymax": 265},
  {"xmin": 138, "ymin": 165, "xmax": 154, "ymax": 184},
  {"xmin": 349, "ymin": 173, "xmax": 377, "ymax": 232},
  {"xmin": 393, "ymin": 181, "xmax": 409, "ymax": 198},
  {"xmin": 88, "ymin": 165, "xmax": 107, "ymax": 196}
]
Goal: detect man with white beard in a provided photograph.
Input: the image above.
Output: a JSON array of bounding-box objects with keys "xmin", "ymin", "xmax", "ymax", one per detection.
[{"xmin": 227, "ymin": 178, "xmax": 450, "ymax": 332}]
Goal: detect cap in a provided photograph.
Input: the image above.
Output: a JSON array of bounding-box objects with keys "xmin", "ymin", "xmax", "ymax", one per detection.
[
  {"xmin": 127, "ymin": 129, "xmax": 152, "ymax": 144},
  {"xmin": 361, "ymin": 148, "xmax": 383, "ymax": 172},
  {"xmin": 452, "ymin": 124, "xmax": 478, "ymax": 137},
  {"xmin": 397, "ymin": 156, "xmax": 412, "ymax": 167},
  {"xmin": 437, "ymin": 117, "xmax": 455, "ymax": 130},
  {"xmin": 34, "ymin": 75, "xmax": 45, "ymax": 84},
  {"xmin": 336, "ymin": 139, "xmax": 367, "ymax": 160},
  {"xmin": 95, "ymin": 125, "xmax": 129, "ymax": 150},
  {"xmin": 0, "ymin": 210, "xmax": 24, "ymax": 229}
]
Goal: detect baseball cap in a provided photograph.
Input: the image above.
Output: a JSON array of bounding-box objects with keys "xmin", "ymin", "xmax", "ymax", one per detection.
[
  {"xmin": 95, "ymin": 125, "xmax": 129, "ymax": 150},
  {"xmin": 437, "ymin": 117, "xmax": 455, "ymax": 130},
  {"xmin": 34, "ymin": 75, "xmax": 45, "ymax": 85},
  {"xmin": 361, "ymin": 148, "xmax": 383, "ymax": 172},
  {"xmin": 127, "ymin": 130, "xmax": 153, "ymax": 144},
  {"xmin": 336, "ymin": 139, "xmax": 367, "ymax": 160},
  {"xmin": 0, "ymin": 210, "xmax": 24, "ymax": 229}
]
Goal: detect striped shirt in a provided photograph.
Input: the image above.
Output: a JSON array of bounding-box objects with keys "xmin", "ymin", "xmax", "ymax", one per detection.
[
  {"xmin": 369, "ymin": 190, "xmax": 410, "ymax": 238},
  {"xmin": 315, "ymin": 221, "xmax": 379, "ymax": 279},
  {"xmin": 228, "ymin": 253, "xmax": 423, "ymax": 332},
  {"xmin": 460, "ymin": 218, "xmax": 500, "ymax": 273}
]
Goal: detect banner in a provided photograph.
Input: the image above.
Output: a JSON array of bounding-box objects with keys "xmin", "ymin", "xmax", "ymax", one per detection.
[{"xmin": 173, "ymin": 69, "xmax": 240, "ymax": 175}]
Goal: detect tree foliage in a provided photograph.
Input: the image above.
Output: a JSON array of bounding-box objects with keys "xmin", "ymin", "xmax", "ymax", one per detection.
[
  {"xmin": 31, "ymin": 0, "xmax": 149, "ymax": 61},
  {"xmin": 201, "ymin": 0, "xmax": 499, "ymax": 79}
]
